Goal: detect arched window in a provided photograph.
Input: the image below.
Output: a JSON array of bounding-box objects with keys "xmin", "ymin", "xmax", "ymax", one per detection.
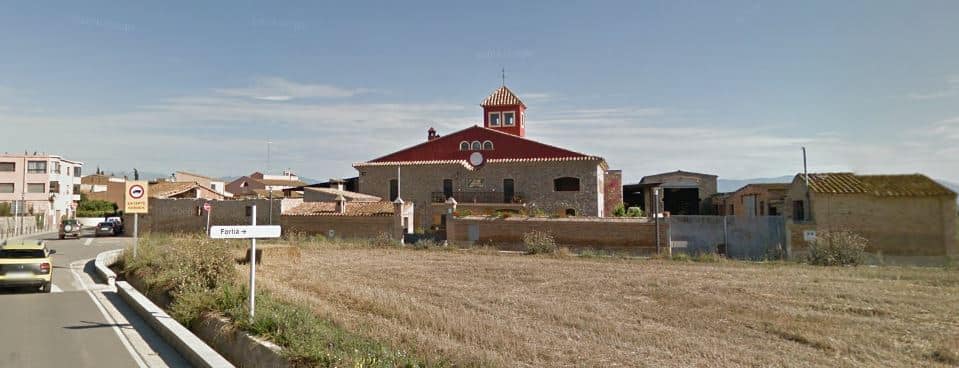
[
  {"xmin": 483, "ymin": 140, "xmax": 494, "ymax": 150},
  {"xmin": 459, "ymin": 141, "xmax": 469, "ymax": 151},
  {"xmin": 471, "ymin": 141, "xmax": 482, "ymax": 151},
  {"xmin": 553, "ymin": 177, "xmax": 580, "ymax": 192}
]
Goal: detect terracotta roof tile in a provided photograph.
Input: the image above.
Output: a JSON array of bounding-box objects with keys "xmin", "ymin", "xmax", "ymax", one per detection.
[
  {"xmin": 481, "ymin": 86, "xmax": 524, "ymax": 107},
  {"xmin": 804, "ymin": 173, "xmax": 955, "ymax": 197},
  {"xmin": 285, "ymin": 201, "xmax": 394, "ymax": 216}
]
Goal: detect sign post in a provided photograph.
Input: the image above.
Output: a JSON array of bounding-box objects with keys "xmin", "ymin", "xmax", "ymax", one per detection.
[
  {"xmin": 208, "ymin": 207, "xmax": 281, "ymax": 321},
  {"xmin": 125, "ymin": 181, "xmax": 149, "ymax": 258},
  {"xmin": 203, "ymin": 202, "xmax": 212, "ymax": 234}
]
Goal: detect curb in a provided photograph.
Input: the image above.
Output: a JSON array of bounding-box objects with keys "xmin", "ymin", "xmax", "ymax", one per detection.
[
  {"xmin": 96, "ymin": 250, "xmax": 234, "ymax": 368},
  {"xmin": 0, "ymin": 230, "xmax": 57, "ymax": 244},
  {"xmin": 94, "ymin": 249, "xmax": 122, "ymax": 286}
]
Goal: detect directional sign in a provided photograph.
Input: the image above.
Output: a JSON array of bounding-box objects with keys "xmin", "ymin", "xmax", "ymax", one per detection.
[
  {"xmin": 209, "ymin": 225, "xmax": 281, "ymax": 239},
  {"xmin": 125, "ymin": 181, "xmax": 149, "ymax": 214}
]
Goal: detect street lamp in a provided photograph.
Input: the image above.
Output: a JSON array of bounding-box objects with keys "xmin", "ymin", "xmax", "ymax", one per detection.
[{"xmin": 653, "ymin": 187, "xmax": 661, "ymax": 254}]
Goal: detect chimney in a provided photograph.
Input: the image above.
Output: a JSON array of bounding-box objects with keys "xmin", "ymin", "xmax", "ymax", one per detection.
[
  {"xmin": 427, "ymin": 127, "xmax": 438, "ymax": 141},
  {"xmin": 335, "ymin": 194, "xmax": 346, "ymax": 214}
]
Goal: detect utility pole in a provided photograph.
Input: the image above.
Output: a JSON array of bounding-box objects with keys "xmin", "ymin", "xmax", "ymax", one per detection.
[
  {"xmin": 654, "ymin": 187, "xmax": 661, "ymax": 254},
  {"xmin": 249, "ymin": 204, "xmax": 257, "ymax": 320},
  {"xmin": 267, "ymin": 140, "xmax": 273, "ymax": 225}
]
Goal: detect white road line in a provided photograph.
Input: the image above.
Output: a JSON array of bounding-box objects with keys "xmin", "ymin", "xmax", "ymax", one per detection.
[
  {"xmin": 70, "ymin": 260, "xmax": 149, "ymax": 368},
  {"xmin": 51, "ymin": 284, "xmax": 63, "ymax": 293},
  {"xmin": 84, "ymin": 238, "xmax": 93, "ymax": 246}
]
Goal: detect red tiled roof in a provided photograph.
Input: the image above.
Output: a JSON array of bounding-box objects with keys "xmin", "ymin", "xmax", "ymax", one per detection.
[
  {"xmin": 482, "ymin": 86, "xmax": 525, "ymax": 107},
  {"xmin": 357, "ymin": 126, "xmax": 603, "ymax": 166},
  {"xmin": 284, "ymin": 201, "xmax": 394, "ymax": 216},
  {"xmin": 802, "ymin": 173, "xmax": 955, "ymax": 197}
]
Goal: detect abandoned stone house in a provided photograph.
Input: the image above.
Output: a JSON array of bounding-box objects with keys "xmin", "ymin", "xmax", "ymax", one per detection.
[
  {"xmin": 785, "ymin": 172, "xmax": 957, "ymax": 257},
  {"xmin": 354, "ymin": 85, "xmax": 622, "ymax": 230},
  {"xmin": 723, "ymin": 183, "xmax": 789, "ymax": 216}
]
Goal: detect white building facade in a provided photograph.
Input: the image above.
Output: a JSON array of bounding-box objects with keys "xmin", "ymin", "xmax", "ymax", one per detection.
[{"xmin": 0, "ymin": 153, "xmax": 83, "ymax": 226}]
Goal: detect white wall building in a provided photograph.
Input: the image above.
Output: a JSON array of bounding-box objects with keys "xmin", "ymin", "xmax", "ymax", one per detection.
[{"xmin": 0, "ymin": 153, "xmax": 83, "ymax": 226}]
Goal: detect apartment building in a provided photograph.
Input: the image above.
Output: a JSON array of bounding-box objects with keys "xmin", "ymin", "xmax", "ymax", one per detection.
[{"xmin": 0, "ymin": 153, "xmax": 83, "ymax": 225}]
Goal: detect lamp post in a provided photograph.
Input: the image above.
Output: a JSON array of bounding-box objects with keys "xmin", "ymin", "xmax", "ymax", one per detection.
[{"xmin": 653, "ymin": 187, "xmax": 661, "ymax": 254}]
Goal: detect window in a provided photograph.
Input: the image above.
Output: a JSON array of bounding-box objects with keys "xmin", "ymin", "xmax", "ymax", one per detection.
[
  {"xmin": 27, "ymin": 183, "xmax": 45, "ymax": 193},
  {"xmin": 793, "ymin": 200, "xmax": 806, "ymax": 221},
  {"xmin": 443, "ymin": 179, "xmax": 453, "ymax": 199},
  {"xmin": 389, "ymin": 179, "xmax": 398, "ymax": 201},
  {"xmin": 27, "ymin": 161, "xmax": 46, "ymax": 174},
  {"xmin": 471, "ymin": 141, "xmax": 481, "ymax": 151},
  {"xmin": 459, "ymin": 141, "xmax": 469, "ymax": 151},
  {"xmin": 483, "ymin": 140, "xmax": 494, "ymax": 150},
  {"xmin": 488, "ymin": 112, "xmax": 501, "ymax": 126},
  {"xmin": 73, "ymin": 167, "xmax": 81, "ymax": 177},
  {"xmin": 769, "ymin": 206, "xmax": 779, "ymax": 216},
  {"xmin": 52, "ymin": 162, "xmax": 61, "ymax": 174},
  {"xmin": 553, "ymin": 177, "xmax": 580, "ymax": 192},
  {"xmin": 73, "ymin": 184, "xmax": 81, "ymax": 194},
  {"xmin": 49, "ymin": 181, "xmax": 59, "ymax": 193},
  {"xmin": 759, "ymin": 201, "xmax": 765, "ymax": 216},
  {"xmin": 0, "ymin": 183, "xmax": 13, "ymax": 193},
  {"xmin": 503, "ymin": 112, "xmax": 515, "ymax": 126},
  {"xmin": 245, "ymin": 206, "xmax": 253, "ymax": 217},
  {"xmin": 503, "ymin": 179, "xmax": 514, "ymax": 203},
  {"xmin": 0, "ymin": 162, "xmax": 14, "ymax": 172}
]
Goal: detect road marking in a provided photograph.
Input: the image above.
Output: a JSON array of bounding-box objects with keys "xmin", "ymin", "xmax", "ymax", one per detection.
[
  {"xmin": 70, "ymin": 260, "xmax": 149, "ymax": 368},
  {"xmin": 51, "ymin": 284, "xmax": 62, "ymax": 293},
  {"xmin": 84, "ymin": 238, "xmax": 93, "ymax": 246}
]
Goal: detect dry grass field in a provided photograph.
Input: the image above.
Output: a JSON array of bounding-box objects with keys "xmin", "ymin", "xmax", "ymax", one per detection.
[{"xmin": 252, "ymin": 244, "xmax": 959, "ymax": 367}]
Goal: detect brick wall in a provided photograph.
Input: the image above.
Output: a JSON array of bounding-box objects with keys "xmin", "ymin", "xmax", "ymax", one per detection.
[
  {"xmin": 603, "ymin": 170, "xmax": 623, "ymax": 216},
  {"xmin": 123, "ymin": 198, "xmax": 281, "ymax": 234},
  {"xmin": 447, "ymin": 216, "xmax": 666, "ymax": 253}
]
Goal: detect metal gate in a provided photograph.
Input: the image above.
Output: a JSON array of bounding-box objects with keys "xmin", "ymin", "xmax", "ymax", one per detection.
[{"xmin": 669, "ymin": 216, "xmax": 786, "ymax": 260}]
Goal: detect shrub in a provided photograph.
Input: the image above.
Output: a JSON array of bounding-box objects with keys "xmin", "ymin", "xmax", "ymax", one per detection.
[
  {"xmin": 523, "ymin": 230, "xmax": 557, "ymax": 255},
  {"xmin": 806, "ymin": 230, "xmax": 867, "ymax": 266},
  {"xmin": 76, "ymin": 198, "xmax": 118, "ymax": 218},
  {"xmin": 626, "ymin": 207, "xmax": 644, "ymax": 217},
  {"xmin": 368, "ymin": 232, "xmax": 399, "ymax": 247},
  {"xmin": 613, "ymin": 203, "xmax": 627, "ymax": 217}
]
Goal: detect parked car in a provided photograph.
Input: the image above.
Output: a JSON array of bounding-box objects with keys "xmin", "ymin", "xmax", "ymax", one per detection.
[
  {"xmin": 94, "ymin": 222, "xmax": 117, "ymax": 237},
  {"xmin": 59, "ymin": 219, "xmax": 81, "ymax": 239},
  {"xmin": 0, "ymin": 240, "xmax": 56, "ymax": 293},
  {"xmin": 105, "ymin": 217, "xmax": 124, "ymax": 235}
]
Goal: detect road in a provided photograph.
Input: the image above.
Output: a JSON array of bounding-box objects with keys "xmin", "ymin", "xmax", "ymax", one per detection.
[{"xmin": 0, "ymin": 231, "xmax": 190, "ymax": 367}]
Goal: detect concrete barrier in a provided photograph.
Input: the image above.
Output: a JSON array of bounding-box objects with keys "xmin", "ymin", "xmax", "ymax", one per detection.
[{"xmin": 94, "ymin": 249, "xmax": 121, "ymax": 286}]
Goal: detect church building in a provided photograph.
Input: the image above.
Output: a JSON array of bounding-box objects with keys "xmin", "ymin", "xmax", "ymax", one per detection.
[{"xmin": 354, "ymin": 85, "xmax": 622, "ymax": 229}]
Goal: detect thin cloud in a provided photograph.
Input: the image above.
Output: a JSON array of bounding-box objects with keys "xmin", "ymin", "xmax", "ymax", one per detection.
[
  {"xmin": 214, "ymin": 76, "xmax": 375, "ymax": 101},
  {"xmin": 907, "ymin": 74, "xmax": 959, "ymax": 100}
]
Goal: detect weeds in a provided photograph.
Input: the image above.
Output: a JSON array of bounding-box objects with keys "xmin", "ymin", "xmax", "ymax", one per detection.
[
  {"xmin": 806, "ymin": 230, "xmax": 867, "ymax": 266},
  {"xmin": 523, "ymin": 229, "xmax": 557, "ymax": 254}
]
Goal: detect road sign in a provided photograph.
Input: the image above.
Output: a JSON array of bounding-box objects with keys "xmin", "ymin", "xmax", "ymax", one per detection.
[
  {"xmin": 125, "ymin": 181, "xmax": 149, "ymax": 214},
  {"xmin": 209, "ymin": 225, "xmax": 281, "ymax": 239},
  {"xmin": 203, "ymin": 202, "xmax": 212, "ymax": 212}
]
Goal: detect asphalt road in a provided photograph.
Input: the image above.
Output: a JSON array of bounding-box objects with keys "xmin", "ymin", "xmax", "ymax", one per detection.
[{"xmin": 0, "ymin": 231, "xmax": 190, "ymax": 367}]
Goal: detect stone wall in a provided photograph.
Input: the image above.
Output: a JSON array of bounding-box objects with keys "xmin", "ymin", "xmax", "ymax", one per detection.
[
  {"xmin": 123, "ymin": 199, "xmax": 281, "ymax": 234},
  {"xmin": 280, "ymin": 215, "xmax": 396, "ymax": 239},
  {"xmin": 447, "ymin": 216, "xmax": 666, "ymax": 253},
  {"xmin": 356, "ymin": 160, "xmax": 605, "ymax": 229}
]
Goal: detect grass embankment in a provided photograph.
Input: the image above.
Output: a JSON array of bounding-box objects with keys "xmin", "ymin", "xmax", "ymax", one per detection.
[{"xmin": 119, "ymin": 234, "xmax": 436, "ymax": 368}]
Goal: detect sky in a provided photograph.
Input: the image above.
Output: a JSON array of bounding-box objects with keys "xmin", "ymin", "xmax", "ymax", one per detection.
[{"xmin": 2, "ymin": 1, "xmax": 959, "ymax": 183}]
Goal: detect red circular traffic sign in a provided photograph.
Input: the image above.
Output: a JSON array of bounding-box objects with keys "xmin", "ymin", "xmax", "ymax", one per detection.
[
  {"xmin": 203, "ymin": 202, "xmax": 212, "ymax": 212},
  {"xmin": 129, "ymin": 184, "xmax": 145, "ymax": 199}
]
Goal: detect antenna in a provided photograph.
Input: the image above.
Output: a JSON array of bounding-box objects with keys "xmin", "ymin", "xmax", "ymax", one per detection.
[{"xmin": 501, "ymin": 67, "xmax": 506, "ymax": 86}]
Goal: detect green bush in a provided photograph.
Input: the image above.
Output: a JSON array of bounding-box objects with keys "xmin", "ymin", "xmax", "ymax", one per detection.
[
  {"xmin": 523, "ymin": 230, "xmax": 557, "ymax": 255},
  {"xmin": 76, "ymin": 198, "xmax": 118, "ymax": 218},
  {"xmin": 0, "ymin": 202, "xmax": 11, "ymax": 216},
  {"xmin": 806, "ymin": 230, "xmax": 867, "ymax": 266},
  {"xmin": 612, "ymin": 204, "xmax": 644, "ymax": 217}
]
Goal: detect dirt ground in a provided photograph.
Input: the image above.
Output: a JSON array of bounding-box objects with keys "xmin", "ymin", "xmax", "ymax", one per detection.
[{"xmin": 250, "ymin": 245, "xmax": 959, "ymax": 367}]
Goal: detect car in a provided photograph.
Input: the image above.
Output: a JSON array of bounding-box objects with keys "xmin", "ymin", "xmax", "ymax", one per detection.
[
  {"xmin": 106, "ymin": 217, "xmax": 124, "ymax": 235},
  {"xmin": 94, "ymin": 222, "xmax": 117, "ymax": 237},
  {"xmin": 0, "ymin": 240, "xmax": 56, "ymax": 293},
  {"xmin": 59, "ymin": 219, "xmax": 81, "ymax": 239}
]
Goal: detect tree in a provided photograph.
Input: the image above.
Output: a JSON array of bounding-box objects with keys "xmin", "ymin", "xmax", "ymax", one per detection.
[{"xmin": 134, "ymin": 168, "xmax": 139, "ymax": 180}]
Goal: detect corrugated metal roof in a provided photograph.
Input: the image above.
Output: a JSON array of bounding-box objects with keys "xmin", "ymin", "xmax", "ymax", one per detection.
[
  {"xmin": 481, "ymin": 86, "xmax": 525, "ymax": 107},
  {"xmin": 804, "ymin": 173, "xmax": 955, "ymax": 197}
]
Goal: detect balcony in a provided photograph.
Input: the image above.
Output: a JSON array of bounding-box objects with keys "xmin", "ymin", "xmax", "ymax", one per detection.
[{"xmin": 431, "ymin": 191, "xmax": 525, "ymax": 204}]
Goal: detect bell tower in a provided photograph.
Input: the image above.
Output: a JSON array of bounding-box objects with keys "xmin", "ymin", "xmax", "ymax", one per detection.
[{"xmin": 481, "ymin": 85, "xmax": 526, "ymax": 137}]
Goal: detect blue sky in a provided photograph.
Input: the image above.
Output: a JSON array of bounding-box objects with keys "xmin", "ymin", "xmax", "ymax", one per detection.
[{"xmin": 2, "ymin": 1, "xmax": 959, "ymax": 183}]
